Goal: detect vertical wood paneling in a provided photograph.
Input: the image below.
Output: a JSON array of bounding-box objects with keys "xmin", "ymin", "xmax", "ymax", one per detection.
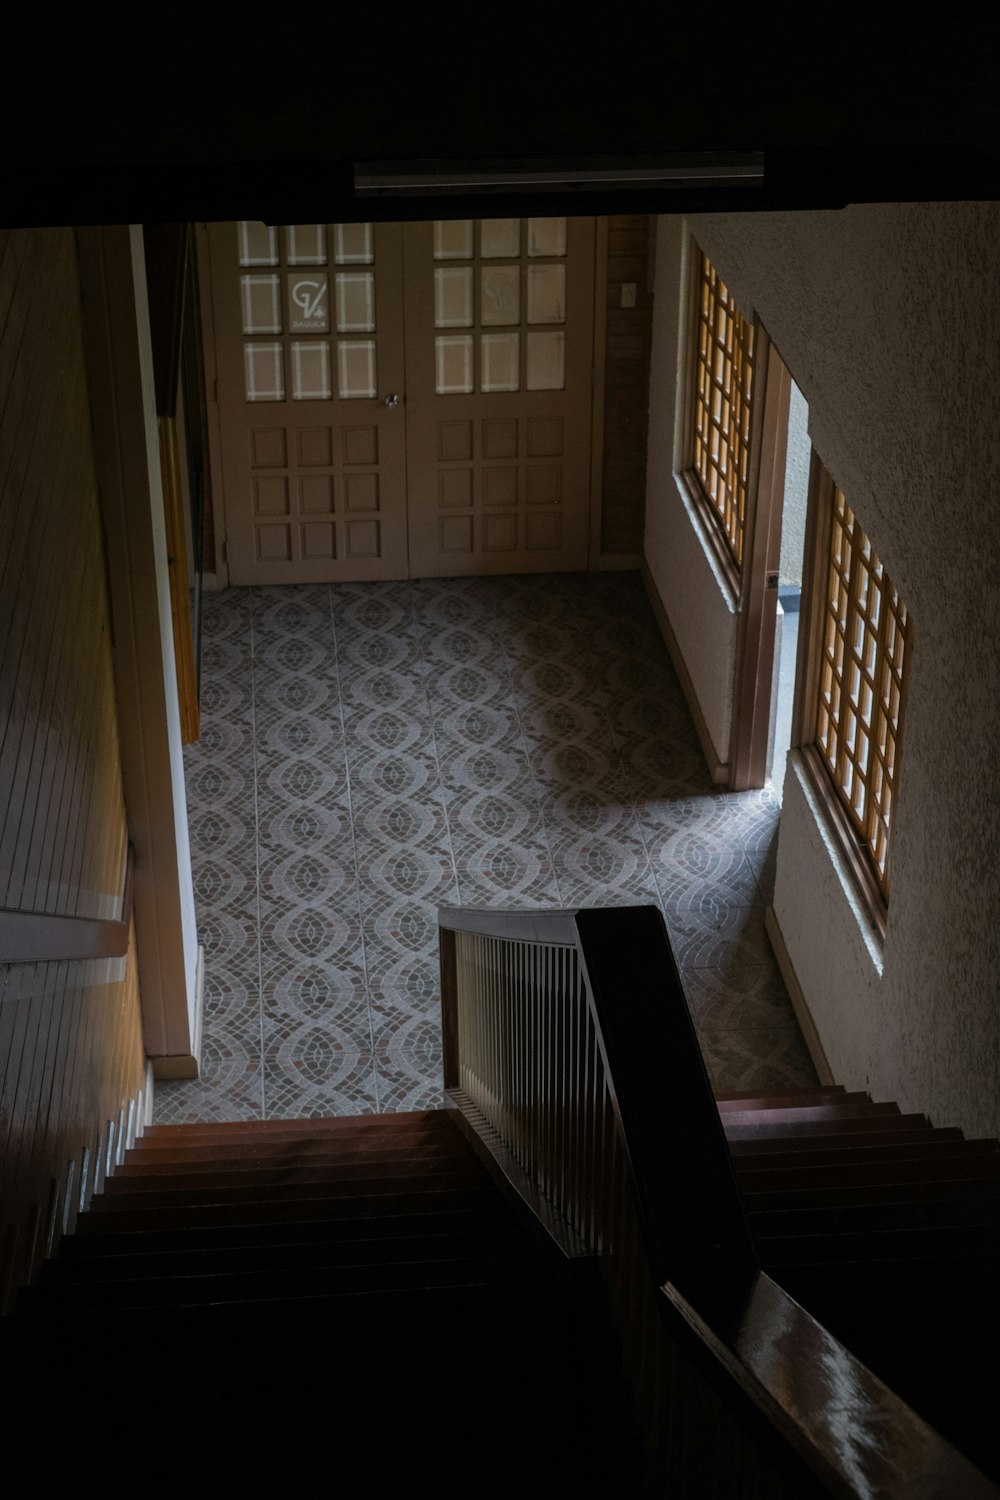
[
  {"xmin": 0, "ymin": 229, "xmax": 145, "ymax": 1312},
  {"xmin": 0, "ymin": 228, "xmax": 127, "ymax": 922}
]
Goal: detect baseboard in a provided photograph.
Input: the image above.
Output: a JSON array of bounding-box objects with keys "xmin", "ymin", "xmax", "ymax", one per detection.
[
  {"xmin": 764, "ymin": 905, "xmax": 835, "ymax": 1086},
  {"xmin": 142, "ymin": 1060, "xmax": 156, "ymax": 1128},
  {"xmin": 640, "ymin": 558, "xmax": 729, "ymax": 784}
]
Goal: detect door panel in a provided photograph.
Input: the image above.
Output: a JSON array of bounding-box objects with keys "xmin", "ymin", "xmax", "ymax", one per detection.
[
  {"xmin": 207, "ymin": 221, "xmax": 408, "ymax": 584},
  {"xmin": 205, "ymin": 217, "xmax": 595, "ymax": 582},
  {"xmin": 403, "ymin": 217, "xmax": 595, "ymax": 577}
]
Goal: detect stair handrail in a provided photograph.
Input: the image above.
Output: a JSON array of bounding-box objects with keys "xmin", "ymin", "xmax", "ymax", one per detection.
[
  {"xmin": 439, "ymin": 902, "xmax": 1000, "ymax": 1499},
  {"xmin": 0, "ymin": 846, "xmax": 135, "ymax": 964}
]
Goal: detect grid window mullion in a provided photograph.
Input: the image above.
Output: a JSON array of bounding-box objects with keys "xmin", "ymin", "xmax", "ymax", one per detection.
[{"xmin": 691, "ymin": 250, "xmax": 754, "ymax": 568}]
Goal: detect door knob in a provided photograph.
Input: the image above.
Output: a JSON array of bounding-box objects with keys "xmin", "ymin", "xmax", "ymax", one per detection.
[{"xmin": 384, "ymin": 393, "xmax": 400, "ymax": 409}]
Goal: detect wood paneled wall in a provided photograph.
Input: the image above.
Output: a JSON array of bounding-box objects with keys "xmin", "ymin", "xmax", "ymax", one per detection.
[
  {"xmin": 0, "ymin": 229, "xmax": 147, "ymax": 1310},
  {"xmin": 601, "ymin": 215, "xmax": 654, "ymax": 556}
]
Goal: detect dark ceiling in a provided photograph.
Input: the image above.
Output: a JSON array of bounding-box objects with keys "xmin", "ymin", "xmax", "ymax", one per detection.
[{"xmin": 5, "ymin": 19, "xmax": 998, "ymax": 226}]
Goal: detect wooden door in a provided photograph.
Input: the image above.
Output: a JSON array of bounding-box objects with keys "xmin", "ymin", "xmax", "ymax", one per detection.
[
  {"xmin": 403, "ymin": 217, "xmax": 596, "ymax": 576},
  {"xmin": 206, "ymin": 221, "xmax": 408, "ymax": 584}
]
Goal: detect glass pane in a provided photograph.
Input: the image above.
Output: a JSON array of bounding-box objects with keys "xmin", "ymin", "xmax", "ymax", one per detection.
[
  {"xmin": 286, "ymin": 272, "xmax": 329, "ymax": 333},
  {"xmin": 527, "ymin": 217, "xmax": 567, "ymax": 257},
  {"xmin": 241, "ymin": 275, "xmax": 281, "ymax": 334},
  {"xmin": 481, "ymin": 266, "xmax": 520, "ymax": 326},
  {"xmin": 434, "ymin": 220, "xmax": 473, "ymax": 259},
  {"xmin": 244, "ymin": 342, "xmax": 285, "ymax": 401},
  {"xmin": 337, "ymin": 340, "xmax": 377, "ymax": 399},
  {"xmin": 434, "ymin": 268, "xmax": 473, "ymax": 328},
  {"xmin": 526, "ymin": 331, "xmax": 564, "ymax": 390},
  {"xmin": 291, "ymin": 341, "xmax": 332, "ymax": 400},
  {"xmin": 482, "ymin": 333, "xmax": 520, "ymax": 393},
  {"xmin": 435, "ymin": 335, "xmax": 473, "ymax": 394},
  {"xmin": 527, "ymin": 264, "xmax": 565, "ymax": 324},
  {"xmin": 481, "ymin": 218, "xmax": 520, "ymax": 258},
  {"xmin": 335, "ymin": 272, "xmax": 375, "ymax": 332},
  {"xmin": 285, "ymin": 224, "xmax": 327, "ymax": 265},
  {"xmin": 335, "ymin": 223, "xmax": 374, "ymax": 265},
  {"xmin": 239, "ymin": 222, "xmax": 278, "ymax": 267}
]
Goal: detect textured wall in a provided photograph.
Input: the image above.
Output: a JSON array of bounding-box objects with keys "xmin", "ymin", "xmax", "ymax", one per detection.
[
  {"xmin": 778, "ymin": 381, "xmax": 809, "ymax": 589},
  {"xmin": 644, "ymin": 219, "xmax": 737, "ymax": 769},
  {"xmin": 600, "ymin": 215, "xmax": 654, "ymax": 556},
  {"xmin": 685, "ymin": 202, "xmax": 1000, "ymax": 1138}
]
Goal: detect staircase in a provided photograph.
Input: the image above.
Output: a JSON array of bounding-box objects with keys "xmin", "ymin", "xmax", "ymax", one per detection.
[
  {"xmin": 6, "ymin": 1108, "xmax": 634, "ymax": 1490},
  {"xmin": 719, "ymin": 1084, "xmax": 1000, "ymax": 1483}
]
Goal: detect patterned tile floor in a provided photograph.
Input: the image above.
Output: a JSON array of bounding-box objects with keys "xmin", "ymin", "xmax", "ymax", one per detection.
[{"xmin": 154, "ymin": 572, "xmax": 816, "ymax": 1123}]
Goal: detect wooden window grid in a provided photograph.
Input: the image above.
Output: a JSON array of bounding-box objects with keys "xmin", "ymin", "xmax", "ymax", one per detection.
[
  {"xmin": 815, "ymin": 490, "xmax": 910, "ymax": 898},
  {"xmin": 691, "ymin": 251, "xmax": 755, "ymax": 570}
]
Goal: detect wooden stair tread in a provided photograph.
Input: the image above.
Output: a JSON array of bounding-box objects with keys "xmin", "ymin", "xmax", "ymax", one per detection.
[
  {"xmin": 715, "ymin": 1086, "xmax": 850, "ymax": 1106},
  {"xmin": 114, "ymin": 1139, "xmax": 468, "ymax": 1172},
  {"xmin": 723, "ymin": 1113, "xmax": 928, "ymax": 1142},
  {"xmin": 720, "ymin": 1101, "xmax": 900, "ymax": 1126},
  {"xmin": 98, "ymin": 1160, "xmax": 485, "ymax": 1200},
  {"xmin": 727, "ymin": 1125, "xmax": 953, "ymax": 1155},
  {"xmin": 744, "ymin": 1174, "xmax": 1000, "ymax": 1211},
  {"xmin": 749, "ymin": 1195, "xmax": 1000, "ymax": 1236},
  {"xmin": 736, "ymin": 1151, "xmax": 1000, "ymax": 1192},
  {"xmin": 138, "ymin": 1109, "xmax": 448, "ymax": 1141}
]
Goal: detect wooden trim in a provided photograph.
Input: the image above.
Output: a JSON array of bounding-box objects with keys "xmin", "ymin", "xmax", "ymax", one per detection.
[
  {"xmin": 763, "ymin": 905, "xmax": 835, "ymax": 1085},
  {"xmin": 677, "ymin": 469, "xmax": 743, "ymax": 601},
  {"xmin": 0, "ymin": 848, "xmax": 134, "ymax": 964},
  {"xmin": 791, "ymin": 450, "xmax": 835, "ymax": 748},
  {"xmin": 439, "ymin": 904, "xmax": 579, "ymax": 947},
  {"xmin": 158, "ymin": 415, "xmax": 200, "ymax": 744},
  {"xmin": 588, "ymin": 216, "xmax": 609, "ymax": 570},
  {"xmin": 194, "ymin": 222, "xmax": 230, "ymax": 588},
  {"xmin": 640, "ymin": 558, "xmax": 729, "ymax": 781},
  {"xmin": 730, "ymin": 335, "xmax": 791, "ymax": 790}
]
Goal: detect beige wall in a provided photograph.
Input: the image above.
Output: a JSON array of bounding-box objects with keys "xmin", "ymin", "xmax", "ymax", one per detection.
[{"xmin": 646, "ymin": 203, "xmax": 1000, "ymax": 1138}]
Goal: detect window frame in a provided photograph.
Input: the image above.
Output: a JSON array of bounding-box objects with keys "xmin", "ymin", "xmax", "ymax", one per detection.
[
  {"xmin": 679, "ymin": 241, "xmax": 758, "ymax": 594},
  {"xmin": 793, "ymin": 454, "xmax": 913, "ymax": 934}
]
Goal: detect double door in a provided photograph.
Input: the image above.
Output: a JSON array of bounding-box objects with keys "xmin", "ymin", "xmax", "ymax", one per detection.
[{"xmin": 206, "ymin": 217, "xmax": 596, "ymax": 583}]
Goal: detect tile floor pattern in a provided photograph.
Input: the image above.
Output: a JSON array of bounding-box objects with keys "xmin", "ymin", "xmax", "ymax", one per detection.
[{"xmin": 154, "ymin": 572, "xmax": 817, "ymax": 1123}]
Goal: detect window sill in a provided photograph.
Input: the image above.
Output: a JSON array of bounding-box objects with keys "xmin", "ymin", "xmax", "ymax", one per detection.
[
  {"xmin": 674, "ymin": 468, "xmax": 742, "ymax": 608},
  {"xmin": 789, "ymin": 749, "xmax": 887, "ymax": 974}
]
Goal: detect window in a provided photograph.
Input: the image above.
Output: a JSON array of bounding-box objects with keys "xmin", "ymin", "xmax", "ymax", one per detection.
[
  {"xmin": 687, "ymin": 246, "xmax": 756, "ymax": 573},
  {"xmin": 801, "ymin": 472, "xmax": 911, "ymax": 918}
]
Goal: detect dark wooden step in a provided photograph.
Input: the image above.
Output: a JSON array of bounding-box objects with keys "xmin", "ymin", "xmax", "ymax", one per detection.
[
  {"xmin": 113, "ymin": 1138, "xmax": 468, "ymax": 1173},
  {"xmin": 721, "ymin": 1101, "xmax": 900, "ymax": 1128},
  {"xmin": 73, "ymin": 1183, "xmax": 500, "ymax": 1234},
  {"xmin": 736, "ymin": 1148, "xmax": 1000, "ymax": 1194},
  {"xmin": 19, "ymin": 1249, "xmax": 543, "ymax": 1315},
  {"xmin": 730, "ymin": 1133, "xmax": 980, "ymax": 1170},
  {"xmin": 759, "ymin": 1221, "xmax": 1000, "ymax": 1265},
  {"xmin": 744, "ymin": 1173, "xmax": 1000, "ymax": 1213},
  {"xmin": 137, "ymin": 1108, "xmax": 448, "ymax": 1143},
  {"xmin": 59, "ymin": 1205, "xmax": 514, "ymax": 1259},
  {"xmin": 43, "ymin": 1224, "xmax": 531, "ymax": 1286},
  {"xmin": 749, "ymin": 1193, "xmax": 1000, "ymax": 1238},
  {"xmin": 724, "ymin": 1113, "xmax": 928, "ymax": 1143},
  {"xmin": 99, "ymin": 1157, "xmax": 483, "ymax": 1199},
  {"xmin": 715, "ymin": 1086, "xmax": 850, "ymax": 1106},
  {"xmin": 728, "ymin": 1125, "xmax": 955, "ymax": 1157}
]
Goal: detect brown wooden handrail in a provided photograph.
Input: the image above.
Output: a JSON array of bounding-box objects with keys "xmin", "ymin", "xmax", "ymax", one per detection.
[
  {"xmin": 0, "ymin": 847, "xmax": 135, "ymax": 964},
  {"xmin": 439, "ymin": 903, "xmax": 1000, "ymax": 1499}
]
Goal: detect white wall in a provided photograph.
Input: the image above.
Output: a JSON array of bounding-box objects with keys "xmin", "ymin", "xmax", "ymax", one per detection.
[
  {"xmin": 644, "ymin": 221, "xmax": 738, "ymax": 774},
  {"xmin": 653, "ymin": 202, "xmax": 1000, "ymax": 1138}
]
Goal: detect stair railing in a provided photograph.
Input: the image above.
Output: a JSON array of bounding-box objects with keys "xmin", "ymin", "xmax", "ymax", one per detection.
[{"xmin": 439, "ymin": 904, "xmax": 999, "ymax": 1499}]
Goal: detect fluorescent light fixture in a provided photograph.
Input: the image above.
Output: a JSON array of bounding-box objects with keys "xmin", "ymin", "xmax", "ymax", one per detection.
[{"xmin": 354, "ymin": 153, "xmax": 764, "ymax": 197}]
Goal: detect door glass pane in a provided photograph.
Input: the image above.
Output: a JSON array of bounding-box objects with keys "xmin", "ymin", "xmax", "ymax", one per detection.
[
  {"xmin": 481, "ymin": 267, "xmax": 520, "ymax": 326},
  {"xmin": 291, "ymin": 342, "xmax": 332, "ymax": 400},
  {"xmin": 338, "ymin": 340, "xmax": 377, "ymax": 398},
  {"xmin": 335, "ymin": 223, "xmax": 374, "ymax": 265},
  {"xmin": 434, "ymin": 221, "xmax": 473, "ymax": 259},
  {"xmin": 526, "ymin": 331, "xmax": 564, "ymax": 390},
  {"xmin": 239, "ymin": 222, "xmax": 278, "ymax": 267},
  {"xmin": 481, "ymin": 219, "xmax": 520, "ymax": 258},
  {"xmin": 435, "ymin": 336, "xmax": 473, "ymax": 394},
  {"xmin": 241, "ymin": 275, "xmax": 282, "ymax": 334},
  {"xmin": 527, "ymin": 217, "xmax": 567, "ymax": 257},
  {"xmin": 244, "ymin": 342, "xmax": 285, "ymax": 401},
  {"xmin": 287, "ymin": 272, "xmax": 329, "ymax": 333},
  {"xmin": 335, "ymin": 272, "xmax": 376, "ymax": 332},
  {"xmin": 482, "ymin": 333, "xmax": 520, "ymax": 392},
  {"xmin": 527, "ymin": 264, "xmax": 565, "ymax": 323},
  {"xmin": 285, "ymin": 224, "xmax": 327, "ymax": 265},
  {"xmin": 434, "ymin": 268, "xmax": 474, "ymax": 327}
]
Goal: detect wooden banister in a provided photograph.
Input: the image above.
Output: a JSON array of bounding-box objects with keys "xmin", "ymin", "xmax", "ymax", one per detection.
[
  {"xmin": 438, "ymin": 902, "xmax": 1000, "ymax": 1498},
  {"xmin": 0, "ymin": 846, "xmax": 135, "ymax": 964}
]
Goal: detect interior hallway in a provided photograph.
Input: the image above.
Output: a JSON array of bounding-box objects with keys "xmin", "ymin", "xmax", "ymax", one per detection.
[{"xmin": 153, "ymin": 571, "xmax": 816, "ymax": 1123}]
